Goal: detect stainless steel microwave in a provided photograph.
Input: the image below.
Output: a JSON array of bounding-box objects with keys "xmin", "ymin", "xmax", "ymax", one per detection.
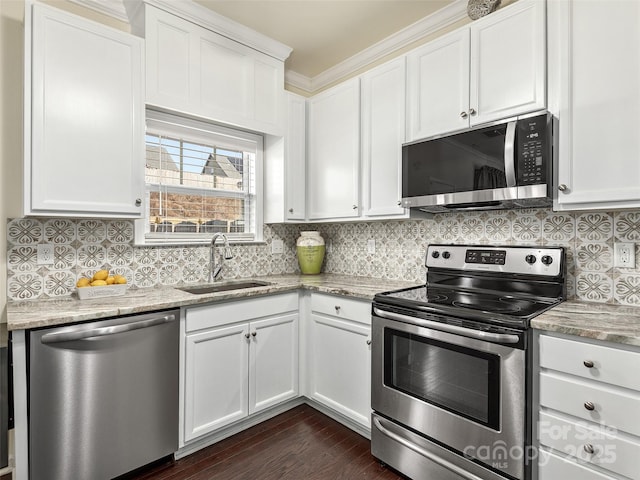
[{"xmin": 401, "ymin": 111, "xmax": 553, "ymax": 212}]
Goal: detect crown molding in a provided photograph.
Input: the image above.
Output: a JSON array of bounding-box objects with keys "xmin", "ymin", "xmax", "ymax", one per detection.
[
  {"xmin": 68, "ymin": 0, "xmax": 130, "ymax": 22},
  {"xmin": 126, "ymin": 0, "xmax": 292, "ymax": 61},
  {"xmin": 286, "ymin": 0, "xmax": 468, "ymax": 93}
]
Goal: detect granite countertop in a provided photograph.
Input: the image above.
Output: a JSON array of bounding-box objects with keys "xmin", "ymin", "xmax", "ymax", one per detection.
[
  {"xmin": 6, "ymin": 274, "xmax": 419, "ymax": 331},
  {"xmin": 532, "ymin": 301, "xmax": 640, "ymax": 347}
]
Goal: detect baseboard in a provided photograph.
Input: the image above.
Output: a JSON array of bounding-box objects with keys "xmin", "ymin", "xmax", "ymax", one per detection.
[{"xmin": 176, "ymin": 396, "xmax": 371, "ymax": 459}]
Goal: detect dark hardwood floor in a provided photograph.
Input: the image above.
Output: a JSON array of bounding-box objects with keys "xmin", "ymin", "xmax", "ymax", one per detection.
[{"xmin": 126, "ymin": 404, "xmax": 406, "ymax": 480}]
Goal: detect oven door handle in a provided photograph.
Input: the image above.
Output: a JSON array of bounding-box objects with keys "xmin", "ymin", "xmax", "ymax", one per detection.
[
  {"xmin": 373, "ymin": 416, "xmax": 486, "ymax": 480},
  {"xmin": 373, "ymin": 308, "xmax": 521, "ymax": 344}
]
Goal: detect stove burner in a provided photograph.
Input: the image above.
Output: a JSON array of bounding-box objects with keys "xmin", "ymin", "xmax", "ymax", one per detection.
[{"xmin": 451, "ymin": 298, "xmax": 523, "ymax": 314}]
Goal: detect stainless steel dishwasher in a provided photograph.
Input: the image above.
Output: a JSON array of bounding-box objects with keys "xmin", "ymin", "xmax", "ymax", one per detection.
[{"xmin": 29, "ymin": 309, "xmax": 179, "ymax": 480}]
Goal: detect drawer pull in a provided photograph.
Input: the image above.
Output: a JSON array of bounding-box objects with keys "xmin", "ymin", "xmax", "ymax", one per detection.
[
  {"xmin": 583, "ymin": 360, "xmax": 595, "ymax": 368},
  {"xmin": 335, "ymin": 306, "xmax": 341, "ymax": 313},
  {"xmin": 583, "ymin": 444, "xmax": 595, "ymax": 455},
  {"xmin": 366, "ymin": 339, "xmax": 372, "ymax": 346},
  {"xmin": 584, "ymin": 401, "xmax": 595, "ymax": 411}
]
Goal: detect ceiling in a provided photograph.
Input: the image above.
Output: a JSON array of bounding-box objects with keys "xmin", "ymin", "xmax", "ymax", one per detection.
[{"xmin": 193, "ymin": 1, "xmax": 456, "ymax": 79}]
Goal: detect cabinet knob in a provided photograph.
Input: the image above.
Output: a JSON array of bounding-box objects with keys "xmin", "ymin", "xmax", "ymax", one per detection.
[
  {"xmin": 245, "ymin": 333, "xmax": 250, "ymax": 339},
  {"xmin": 288, "ymin": 208, "xmax": 294, "ymax": 213},
  {"xmin": 584, "ymin": 401, "xmax": 595, "ymax": 411},
  {"xmin": 251, "ymin": 331, "xmax": 257, "ymax": 337},
  {"xmin": 135, "ymin": 198, "xmax": 142, "ymax": 206},
  {"xmin": 583, "ymin": 444, "xmax": 595, "ymax": 455},
  {"xmin": 558, "ymin": 184, "xmax": 569, "ymax": 192},
  {"xmin": 583, "ymin": 360, "xmax": 594, "ymax": 368},
  {"xmin": 335, "ymin": 306, "xmax": 341, "ymax": 313},
  {"xmin": 366, "ymin": 339, "xmax": 372, "ymax": 346},
  {"xmin": 460, "ymin": 111, "xmax": 468, "ymax": 119},
  {"xmin": 469, "ymin": 108, "xmax": 477, "ymax": 116},
  {"xmin": 352, "ymin": 205, "xmax": 358, "ymax": 210},
  {"xmin": 397, "ymin": 200, "xmax": 402, "ymax": 206}
]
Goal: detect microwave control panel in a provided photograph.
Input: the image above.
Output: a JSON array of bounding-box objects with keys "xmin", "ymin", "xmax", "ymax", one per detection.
[{"xmin": 517, "ymin": 114, "xmax": 549, "ymax": 185}]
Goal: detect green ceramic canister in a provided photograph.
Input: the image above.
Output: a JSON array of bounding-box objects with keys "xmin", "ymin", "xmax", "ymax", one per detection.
[{"xmin": 296, "ymin": 231, "xmax": 325, "ymax": 274}]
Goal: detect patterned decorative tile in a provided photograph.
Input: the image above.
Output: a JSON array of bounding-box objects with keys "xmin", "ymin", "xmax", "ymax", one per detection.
[
  {"xmin": 159, "ymin": 247, "xmax": 182, "ymax": 264},
  {"xmin": 575, "ymin": 243, "xmax": 613, "ymax": 272},
  {"xmin": 159, "ymin": 264, "xmax": 181, "ymax": 285},
  {"xmin": 77, "ymin": 220, "xmax": 106, "ymax": 243},
  {"xmin": 134, "ymin": 247, "xmax": 159, "ymax": 266},
  {"xmin": 44, "ymin": 219, "xmax": 76, "ymax": 243},
  {"xmin": 7, "ymin": 272, "xmax": 43, "ymax": 300},
  {"xmin": 576, "ymin": 213, "xmax": 613, "ymax": 242},
  {"xmin": 8, "ymin": 218, "xmax": 43, "ymax": 245},
  {"xmin": 460, "ymin": 216, "xmax": 485, "ymax": 243},
  {"xmin": 77, "ymin": 244, "xmax": 106, "ymax": 269},
  {"xmin": 614, "ymin": 274, "xmax": 640, "ymax": 306},
  {"xmin": 7, "ymin": 246, "xmax": 37, "ymax": 273},
  {"xmin": 134, "ymin": 265, "xmax": 159, "ymax": 288},
  {"xmin": 53, "ymin": 245, "xmax": 76, "ymax": 270},
  {"xmin": 107, "ymin": 244, "xmax": 134, "ymax": 267},
  {"xmin": 542, "ymin": 213, "xmax": 575, "ymax": 242},
  {"xmin": 575, "ymin": 272, "xmax": 613, "ymax": 303},
  {"xmin": 484, "ymin": 214, "xmax": 511, "ymax": 242},
  {"xmin": 43, "ymin": 270, "xmax": 76, "ymax": 297},
  {"xmin": 107, "ymin": 221, "xmax": 134, "ymax": 243},
  {"xmin": 614, "ymin": 211, "xmax": 640, "ymax": 242},
  {"xmin": 512, "ymin": 214, "xmax": 542, "ymax": 243}
]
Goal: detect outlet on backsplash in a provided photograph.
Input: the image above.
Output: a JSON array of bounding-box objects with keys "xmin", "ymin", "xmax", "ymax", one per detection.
[{"xmin": 614, "ymin": 243, "xmax": 636, "ymax": 268}]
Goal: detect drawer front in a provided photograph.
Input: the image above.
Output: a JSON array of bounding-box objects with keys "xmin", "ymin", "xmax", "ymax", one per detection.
[
  {"xmin": 540, "ymin": 371, "xmax": 640, "ymax": 437},
  {"xmin": 185, "ymin": 292, "xmax": 299, "ymax": 332},
  {"xmin": 310, "ymin": 293, "xmax": 371, "ymax": 325},
  {"xmin": 539, "ymin": 410, "xmax": 640, "ymax": 479},
  {"xmin": 539, "ymin": 448, "xmax": 618, "ymax": 480},
  {"xmin": 540, "ymin": 335, "xmax": 640, "ymax": 391}
]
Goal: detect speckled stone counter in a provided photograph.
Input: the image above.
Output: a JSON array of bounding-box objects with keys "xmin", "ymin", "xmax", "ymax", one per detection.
[
  {"xmin": 532, "ymin": 301, "xmax": 640, "ymax": 347},
  {"xmin": 6, "ymin": 274, "xmax": 419, "ymax": 331}
]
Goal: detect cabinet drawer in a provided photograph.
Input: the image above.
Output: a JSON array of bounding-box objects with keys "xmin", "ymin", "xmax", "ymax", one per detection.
[
  {"xmin": 539, "ymin": 410, "xmax": 640, "ymax": 479},
  {"xmin": 310, "ymin": 293, "xmax": 371, "ymax": 325},
  {"xmin": 540, "ymin": 371, "xmax": 640, "ymax": 437},
  {"xmin": 186, "ymin": 293, "xmax": 298, "ymax": 332},
  {"xmin": 540, "ymin": 335, "xmax": 640, "ymax": 391},
  {"xmin": 539, "ymin": 448, "xmax": 618, "ymax": 480}
]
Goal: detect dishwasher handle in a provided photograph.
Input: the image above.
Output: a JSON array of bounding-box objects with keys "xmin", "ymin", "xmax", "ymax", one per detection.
[{"xmin": 40, "ymin": 313, "xmax": 176, "ymax": 344}]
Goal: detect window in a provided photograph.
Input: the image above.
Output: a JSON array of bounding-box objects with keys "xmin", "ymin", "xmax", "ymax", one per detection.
[{"xmin": 137, "ymin": 110, "xmax": 263, "ymax": 244}]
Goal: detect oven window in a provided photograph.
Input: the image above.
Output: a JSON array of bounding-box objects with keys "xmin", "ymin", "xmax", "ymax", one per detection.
[{"xmin": 383, "ymin": 328, "xmax": 500, "ymax": 430}]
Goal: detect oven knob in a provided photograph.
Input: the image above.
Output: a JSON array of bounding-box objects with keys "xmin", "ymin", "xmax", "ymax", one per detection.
[
  {"xmin": 442, "ymin": 251, "xmax": 451, "ymax": 259},
  {"xmin": 431, "ymin": 251, "xmax": 440, "ymax": 259},
  {"xmin": 525, "ymin": 254, "xmax": 537, "ymax": 264},
  {"xmin": 541, "ymin": 255, "xmax": 553, "ymax": 266}
]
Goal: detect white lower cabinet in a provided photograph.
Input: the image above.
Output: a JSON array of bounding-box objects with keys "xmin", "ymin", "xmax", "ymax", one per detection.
[
  {"xmin": 183, "ymin": 293, "xmax": 299, "ymax": 443},
  {"xmin": 307, "ymin": 293, "xmax": 372, "ymax": 429},
  {"xmin": 537, "ymin": 333, "xmax": 640, "ymax": 480}
]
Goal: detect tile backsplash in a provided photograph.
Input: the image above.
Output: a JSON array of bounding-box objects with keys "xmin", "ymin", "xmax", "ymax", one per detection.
[{"xmin": 6, "ymin": 208, "xmax": 640, "ymax": 306}]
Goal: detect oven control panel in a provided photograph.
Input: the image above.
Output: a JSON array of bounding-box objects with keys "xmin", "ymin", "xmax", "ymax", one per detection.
[{"xmin": 427, "ymin": 245, "xmax": 563, "ymax": 276}]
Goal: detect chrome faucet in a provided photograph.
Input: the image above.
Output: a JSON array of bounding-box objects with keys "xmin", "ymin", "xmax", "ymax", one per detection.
[{"xmin": 209, "ymin": 233, "xmax": 234, "ymax": 282}]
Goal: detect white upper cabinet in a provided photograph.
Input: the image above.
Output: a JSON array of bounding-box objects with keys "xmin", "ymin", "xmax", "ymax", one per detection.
[
  {"xmin": 406, "ymin": 0, "xmax": 546, "ymax": 141},
  {"xmin": 549, "ymin": 0, "xmax": 640, "ymax": 211},
  {"xmin": 307, "ymin": 78, "xmax": 361, "ymax": 220},
  {"xmin": 361, "ymin": 57, "xmax": 407, "ymax": 217},
  {"xmin": 144, "ymin": 5, "xmax": 285, "ymax": 135},
  {"xmin": 25, "ymin": 3, "xmax": 145, "ymax": 218}
]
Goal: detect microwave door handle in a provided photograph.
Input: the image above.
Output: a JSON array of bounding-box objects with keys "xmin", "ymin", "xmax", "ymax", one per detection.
[{"xmin": 504, "ymin": 120, "xmax": 517, "ymax": 188}]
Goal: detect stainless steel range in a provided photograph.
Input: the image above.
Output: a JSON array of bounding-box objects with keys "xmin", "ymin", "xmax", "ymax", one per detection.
[{"xmin": 371, "ymin": 244, "xmax": 566, "ymax": 480}]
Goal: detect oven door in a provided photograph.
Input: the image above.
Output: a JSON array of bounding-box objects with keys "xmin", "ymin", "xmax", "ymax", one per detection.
[{"xmin": 372, "ymin": 308, "xmax": 526, "ymax": 480}]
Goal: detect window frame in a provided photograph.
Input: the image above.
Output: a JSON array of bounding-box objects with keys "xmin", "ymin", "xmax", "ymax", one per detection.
[{"xmin": 134, "ymin": 109, "xmax": 264, "ymax": 246}]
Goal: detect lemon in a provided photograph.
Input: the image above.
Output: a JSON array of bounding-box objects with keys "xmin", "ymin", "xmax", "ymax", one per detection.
[
  {"xmin": 106, "ymin": 276, "xmax": 115, "ymax": 285},
  {"xmin": 113, "ymin": 275, "xmax": 127, "ymax": 285},
  {"xmin": 92, "ymin": 269, "xmax": 109, "ymax": 281},
  {"xmin": 90, "ymin": 279, "xmax": 108, "ymax": 287},
  {"xmin": 76, "ymin": 277, "xmax": 91, "ymax": 288}
]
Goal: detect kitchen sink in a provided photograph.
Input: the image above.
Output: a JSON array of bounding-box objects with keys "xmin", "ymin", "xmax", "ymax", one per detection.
[{"xmin": 178, "ymin": 281, "xmax": 272, "ymax": 295}]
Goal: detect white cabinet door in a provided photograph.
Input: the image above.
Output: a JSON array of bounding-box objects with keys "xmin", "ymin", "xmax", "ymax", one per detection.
[
  {"xmin": 184, "ymin": 323, "xmax": 249, "ymax": 441},
  {"xmin": 249, "ymin": 313, "xmax": 299, "ymax": 414},
  {"xmin": 27, "ymin": 4, "xmax": 144, "ymax": 217},
  {"xmin": 144, "ymin": 5, "xmax": 195, "ymax": 111},
  {"xmin": 309, "ymin": 313, "xmax": 371, "ymax": 428},
  {"xmin": 307, "ymin": 78, "xmax": 360, "ymax": 220},
  {"xmin": 285, "ymin": 92, "xmax": 307, "ymax": 221},
  {"xmin": 470, "ymin": 0, "xmax": 546, "ymax": 125},
  {"xmin": 361, "ymin": 57, "xmax": 407, "ymax": 217},
  {"xmin": 550, "ymin": 0, "xmax": 640, "ymax": 211},
  {"xmin": 406, "ymin": 29, "xmax": 470, "ymax": 141},
  {"xmin": 144, "ymin": 5, "xmax": 284, "ymax": 136}
]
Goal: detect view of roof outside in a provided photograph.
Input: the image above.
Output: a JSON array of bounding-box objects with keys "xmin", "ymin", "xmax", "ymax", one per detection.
[{"xmin": 145, "ymin": 133, "xmax": 251, "ymax": 234}]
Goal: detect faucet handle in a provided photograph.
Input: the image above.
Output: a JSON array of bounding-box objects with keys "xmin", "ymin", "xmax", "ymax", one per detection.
[{"xmin": 224, "ymin": 247, "xmax": 234, "ymax": 260}]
